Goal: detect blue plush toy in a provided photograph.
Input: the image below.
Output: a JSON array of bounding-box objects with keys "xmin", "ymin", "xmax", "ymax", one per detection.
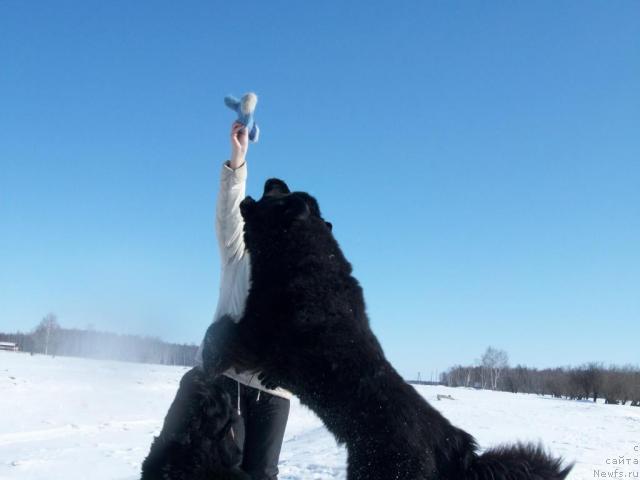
[{"xmin": 224, "ymin": 92, "xmax": 260, "ymax": 143}]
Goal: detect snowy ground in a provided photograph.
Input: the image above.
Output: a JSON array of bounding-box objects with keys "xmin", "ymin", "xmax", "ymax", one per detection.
[{"xmin": 0, "ymin": 351, "xmax": 638, "ymax": 480}]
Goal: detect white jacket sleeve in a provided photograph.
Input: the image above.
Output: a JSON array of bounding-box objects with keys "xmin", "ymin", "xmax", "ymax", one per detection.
[
  {"xmin": 194, "ymin": 161, "xmax": 250, "ymax": 367},
  {"xmin": 216, "ymin": 161, "xmax": 248, "ymax": 263}
]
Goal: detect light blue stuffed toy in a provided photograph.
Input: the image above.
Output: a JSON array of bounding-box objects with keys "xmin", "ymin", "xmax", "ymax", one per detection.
[{"xmin": 224, "ymin": 92, "xmax": 260, "ymax": 143}]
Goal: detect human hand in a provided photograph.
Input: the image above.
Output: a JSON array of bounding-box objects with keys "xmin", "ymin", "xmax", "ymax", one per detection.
[{"xmin": 230, "ymin": 122, "xmax": 249, "ymax": 169}]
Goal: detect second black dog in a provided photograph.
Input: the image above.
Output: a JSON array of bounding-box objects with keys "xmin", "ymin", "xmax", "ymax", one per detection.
[{"xmin": 141, "ymin": 368, "xmax": 249, "ymax": 480}]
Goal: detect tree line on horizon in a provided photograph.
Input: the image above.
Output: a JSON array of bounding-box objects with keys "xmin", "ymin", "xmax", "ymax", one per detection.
[
  {"xmin": 4, "ymin": 318, "xmax": 638, "ymax": 406},
  {"xmin": 0, "ymin": 314, "xmax": 198, "ymax": 367},
  {"xmin": 441, "ymin": 346, "xmax": 640, "ymax": 407}
]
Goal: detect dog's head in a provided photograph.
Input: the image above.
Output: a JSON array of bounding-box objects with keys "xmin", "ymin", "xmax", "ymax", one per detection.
[{"xmin": 240, "ymin": 178, "xmax": 332, "ymax": 253}]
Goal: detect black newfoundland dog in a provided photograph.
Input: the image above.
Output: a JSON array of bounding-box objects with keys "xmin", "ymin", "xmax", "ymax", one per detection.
[
  {"xmin": 200, "ymin": 178, "xmax": 572, "ymax": 480},
  {"xmin": 140, "ymin": 368, "xmax": 249, "ymax": 480}
]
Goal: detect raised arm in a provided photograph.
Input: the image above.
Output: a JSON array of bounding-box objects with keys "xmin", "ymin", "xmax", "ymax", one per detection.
[{"xmin": 216, "ymin": 122, "xmax": 250, "ymax": 263}]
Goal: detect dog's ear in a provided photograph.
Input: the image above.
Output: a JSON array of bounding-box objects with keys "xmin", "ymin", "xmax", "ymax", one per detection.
[
  {"xmin": 264, "ymin": 178, "xmax": 290, "ymax": 197},
  {"xmin": 240, "ymin": 197, "xmax": 256, "ymax": 220}
]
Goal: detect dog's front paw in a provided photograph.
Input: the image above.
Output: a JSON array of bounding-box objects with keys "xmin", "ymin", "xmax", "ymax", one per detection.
[{"xmin": 257, "ymin": 371, "xmax": 281, "ymax": 391}]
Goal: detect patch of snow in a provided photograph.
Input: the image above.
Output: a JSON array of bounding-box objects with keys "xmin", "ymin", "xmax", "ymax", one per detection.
[{"xmin": 0, "ymin": 351, "xmax": 637, "ymax": 479}]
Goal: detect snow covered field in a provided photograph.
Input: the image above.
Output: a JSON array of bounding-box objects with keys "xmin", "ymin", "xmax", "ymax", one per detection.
[{"xmin": 0, "ymin": 351, "xmax": 638, "ymax": 480}]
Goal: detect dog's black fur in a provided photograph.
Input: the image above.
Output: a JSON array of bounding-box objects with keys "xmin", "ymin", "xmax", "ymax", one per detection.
[
  {"xmin": 140, "ymin": 367, "xmax": 250, "ymax": 480},
  {"xmin": 202, "ymin": 178, "xmax": 573, "ymax": 480}
]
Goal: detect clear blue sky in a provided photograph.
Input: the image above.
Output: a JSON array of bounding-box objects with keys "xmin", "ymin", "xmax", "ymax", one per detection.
[{"xmin": 1, "ymin": 1, "xmax": 638, "ymax": 377}]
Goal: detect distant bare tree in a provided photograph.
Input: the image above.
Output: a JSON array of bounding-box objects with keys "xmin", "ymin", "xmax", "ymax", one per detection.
[
  {"xmin": 602, "ymin": 366, "xmax": 637, "ymax": 405},
  {"xmin": 463, "ymin": 366, "xmax": 473, "ymax": 387},
  {"xmin": 570, "ymin": 363, "xmax": 603, "ymax": 402},
  {"xmin": 481, "ymin": 347, "xmax": 509, "ymax": 390},
  {"xmin": 541, "ymin": 368, "xmax": 569, "ymax": 398},
  {"xmin": 632, "ymin": 370, "xmax": 640, "ymax": 407},
  {"xmin": 504, "ymin": 365, "xmax": 530, "ymax": 393},
  {"xmin": 33, "ymin": 313, "xmax": 61, "ymax": 355}
]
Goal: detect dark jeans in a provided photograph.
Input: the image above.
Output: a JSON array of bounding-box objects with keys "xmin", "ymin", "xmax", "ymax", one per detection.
[{"xmin": 218, "ymin": 375, "xmax": 290, "ymax": 480}]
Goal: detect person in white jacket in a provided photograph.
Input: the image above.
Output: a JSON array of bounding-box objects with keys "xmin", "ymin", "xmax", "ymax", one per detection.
[{"xmin": 194, "ymin": 121, "xmax": 291, "ymax": 480}]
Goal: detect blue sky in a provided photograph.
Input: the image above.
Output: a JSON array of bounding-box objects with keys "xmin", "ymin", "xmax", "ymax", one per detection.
[{"xmin": 1, "ymin": 1, "xmax": 638, "ymax": 377}]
